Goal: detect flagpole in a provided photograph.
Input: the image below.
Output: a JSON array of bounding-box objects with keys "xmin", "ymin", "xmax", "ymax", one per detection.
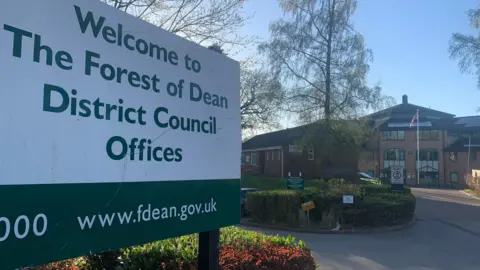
[
  {"xmin": 467, "ymin": 133, "xmax": 472, "ymax": 172},
  {"xmin": 416, "ymin": 109, "xmax": 420, "ymax": 185}
]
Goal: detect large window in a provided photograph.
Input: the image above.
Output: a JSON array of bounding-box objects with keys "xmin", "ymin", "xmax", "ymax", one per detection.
[
  {"xmin": 384, "ymin": 149, "xmax": 405, "ymax": 161},
  {"xmin": 417, "ymin": 130, "xmax": 439, "ymax": 140},
  {"xmin": 416, "ymin": 149, "xmax": 439, "ymax": 161},
  {"xmin": 416, "ymin": 149, "xmax": 439, "ymax": 175},
  {"xmin": 383, "ymin": 148, "xmax": 405, "ymax": 168},
  {"xmin": 382, "ymin": 131, "xmax": 405, "ymax": 140}
]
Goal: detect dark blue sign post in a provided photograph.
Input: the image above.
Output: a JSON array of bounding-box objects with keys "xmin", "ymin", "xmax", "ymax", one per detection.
[{"xmin": 286, "ymin": 172, "xmax": 305, "ymax": 190}]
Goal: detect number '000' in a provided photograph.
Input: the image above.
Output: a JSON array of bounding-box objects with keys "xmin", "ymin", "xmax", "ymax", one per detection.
[{"xmin": 0, "ymin": 214, "xmax": 48, "ymax": 241}]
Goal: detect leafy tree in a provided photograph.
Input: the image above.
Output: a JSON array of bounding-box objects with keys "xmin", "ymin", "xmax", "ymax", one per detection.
[
  {"xmin": 259, "ymin": 0, "xmax": 393, "ymax": 164},
  {"xmin": 449, "ymin": 7, "xmax": 480, "ymax": 88},
  {"xmin": 102, "ymin": 0, "xmax": 255, "ymax": 51},
  {"xmin": 260, "ymin": 0, "xmax": 392, "ymax": 122}
]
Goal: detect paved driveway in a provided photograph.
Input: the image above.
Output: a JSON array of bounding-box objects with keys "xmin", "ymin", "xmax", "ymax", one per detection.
[{"xmin": 244, "ymin": 188, "xmax": 480, "ymax": 270}]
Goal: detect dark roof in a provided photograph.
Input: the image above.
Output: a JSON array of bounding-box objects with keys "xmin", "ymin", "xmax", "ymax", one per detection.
[
  {"xmin": 377, "ymin": 116, "xmax": 480, "ymax": 131},
  {"xmin": 242, "ymin": 124, "xmax": 310, "ymax": 150},
  {"xmin": 445, "ymin": 136, "xmax": 480, "ymax": 152},
  {"xmin": 242, "ymin": 120, "xmax": 362, "ymax": 150},
  {"xmin": 448, "ymin": 116, "xmax": 480, "ymax": 130},
  {"xmin": 366, "ymin": 103, "xmax": 455, "ymax": 121}
]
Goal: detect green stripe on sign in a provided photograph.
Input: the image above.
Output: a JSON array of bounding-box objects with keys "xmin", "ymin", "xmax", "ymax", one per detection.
[{"xmin": 0, "ymin": 179, "xmax": 240, "ymax": 269}]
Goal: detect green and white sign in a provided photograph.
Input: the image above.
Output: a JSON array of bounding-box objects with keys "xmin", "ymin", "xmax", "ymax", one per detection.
[{"xmin": 0, "ymin": 0, "xmax": 240, "ymax": 269}]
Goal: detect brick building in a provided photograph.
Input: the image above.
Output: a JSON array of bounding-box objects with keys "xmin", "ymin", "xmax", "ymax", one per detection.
[
  {"xmin": 360, "ymin": 94, "xmax": 480, "ymax": 188},
  {"xmin": 241, "ymin": 124, "xmax": 359, "ymax": 182},
  {"xmin": 242, "ymin": 94, "xmax": 480, "ymax": 188}
]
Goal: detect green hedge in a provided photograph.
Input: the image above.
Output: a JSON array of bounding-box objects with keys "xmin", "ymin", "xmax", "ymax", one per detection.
[
  {"xmin": 246, "ymin": 182, "xmax": 415, "ymax": 228},
  {"xmin": 342, "ymin": 193, "xmax": 416, "ymax": 227},
  {"xmin": 246, "ymin": 189, "xmax": 301, "ymax": 226},
  {"xmin": 360, "ymin": 184, "xmax": 411, "ymax": 196}
]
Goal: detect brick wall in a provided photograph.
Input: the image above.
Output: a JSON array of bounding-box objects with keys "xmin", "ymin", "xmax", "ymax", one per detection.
[{"xmin": 444, "ymin": 152, "xmax": 480, "ymax": 188}]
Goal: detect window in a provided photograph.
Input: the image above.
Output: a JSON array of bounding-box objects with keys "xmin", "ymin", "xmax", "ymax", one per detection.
[
  {"xmin": 383, "ymin": 148, "xmax": 406, "ymax": 168},
  {"xmin": 382, "ymin": 131, "xmax": 405, "ymax": 140},
  {"xmin": 308, "ymin": 148, "xmax": 314, "ymax": 160},
  {"xmin": 245, "ymin": 154, "xmax": 251, "ymax": 163},
  {"xmin": 449, "ymin": 152, "xmax": 457, "ymax": 162},
  {"xmin": 416, "ymin": 149, "xmax": 439, "ymax": 161},
  {"xmin": 384, "ymin": 149, "xmax": 405, "ymax": 161},
  {"xmin": 241, "ymin": 154, "xmax": 244, "ymax": 164},
  {"xmin": 416, "ymin": 149, "xmax": 439, "ymax": 176},
  {"xmin": 418, "ymin": 130, "xmax": 439, "ymax": 140},
  {"xmin": 450, "ymin": 172, "xmax": 459, "ymax": 183},
  {"xmin": 289, "ymin": 145, "xmax": 302, "ymax": 153},
  {"xmin": 267, "ymin": 151, "xmax": 270, "ymax": 161},
  {"xmin": 470, "ymin": 151, "xmax": 477, "ymax": 162},
  {"xmin": 251, "ymin": 153, "xmax": 257, "ymax": 165}
]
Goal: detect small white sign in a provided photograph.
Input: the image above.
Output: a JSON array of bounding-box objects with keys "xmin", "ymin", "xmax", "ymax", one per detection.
[
  {"xmin": 343, "ymin": 195, "xmax": 354, "ymax": 204},
  {"xmin": 391, "ymin": 166, "xmax": 404, "ymax": 184}
]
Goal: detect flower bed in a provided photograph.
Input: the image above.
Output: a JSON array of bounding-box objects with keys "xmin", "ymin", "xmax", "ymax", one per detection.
[
  {"xmin": 245, "ymin": 180, "xmax": 415, "ymax": 229},
  {"xmin": 28, "ymin": 227, "xmax": 316, "ymax": 270}
]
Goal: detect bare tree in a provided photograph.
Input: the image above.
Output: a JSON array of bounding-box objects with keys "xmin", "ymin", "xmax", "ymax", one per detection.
[
  {"xmin": 208, "ymin": 46, "xmax": 285, "ymax": 132},
  {"xmin": 102, "ymin": 0, "xmax": 255, "ymax": 51},
  {"xmin": 449, "ymin": 7, "xmax": 480, "ymax": 89},
  {"xmin": 240, "ymin": 59, "xmax": 284, "ymax": 131}
]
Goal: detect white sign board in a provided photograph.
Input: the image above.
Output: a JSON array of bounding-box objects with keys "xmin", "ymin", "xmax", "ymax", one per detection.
[
  {"xmin": 0, "ymin": 0, "xmax": 241, "ymax": 268},
  {"xmin": 391, "ymin": 166, "xmax": 405, "ymax": 184},
  {"xmin": 0, "ymin": 0, "xmax": 240, "ymax": 185},
  {"xmin": 343, "ymin": 195, "xmax": 354, "ymax": 204}
]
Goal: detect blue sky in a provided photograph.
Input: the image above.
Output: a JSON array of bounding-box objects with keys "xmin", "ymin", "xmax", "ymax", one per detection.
[{"xmin": 234, "ymin": 0, "xmax": 480, "ymax": 123}]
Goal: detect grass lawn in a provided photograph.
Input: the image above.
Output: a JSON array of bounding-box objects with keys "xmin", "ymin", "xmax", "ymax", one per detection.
[{"xmin": 241, "ymin": 174, "xmax": 286, "ymax": 190}]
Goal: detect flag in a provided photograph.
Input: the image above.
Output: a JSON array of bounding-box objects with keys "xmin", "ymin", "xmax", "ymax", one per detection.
[{"xmin": 410, "ymin": 112, "xmax": 418, "ymax": 128}]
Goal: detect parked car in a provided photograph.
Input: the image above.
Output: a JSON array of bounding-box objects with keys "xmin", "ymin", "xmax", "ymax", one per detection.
[
  {"xmin": 359, "ymin": 172, "xmax": 373, "ymax": 179},
  {"xmin": 241, "ymin": 188, "xmax": 261, "ymax": 217}
]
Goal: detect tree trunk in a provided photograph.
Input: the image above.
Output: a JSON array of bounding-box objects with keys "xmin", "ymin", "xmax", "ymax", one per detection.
[{"xmin": 323, "ymin": 0, "xmax": 335, "ymax": 166}]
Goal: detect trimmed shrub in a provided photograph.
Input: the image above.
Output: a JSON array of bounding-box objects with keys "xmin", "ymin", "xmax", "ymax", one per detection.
[
  {"xmin": 342, "ymin": 193, "xmax": 416, "ymax": 227},
  {"xmin": 361, "ymin": 184, "xmax": 411, "ymax": 196},
  {"xmin": 246, "ymin": 190, "xmax": 301, "ymax": 226},
  {"xmin": 30, "ymin": 227, "xmax": 316, "ymax": 270},
  {"xmin": 247, "ymin": 181, "xmax": 415, "ymax": 229},
  {"xmin": 300, "ymin": 184, "xmax": 361, "ymax": 223},
  {"xmin": 327, "ymin": 178, "xmax": 345, "ymax": 185}
]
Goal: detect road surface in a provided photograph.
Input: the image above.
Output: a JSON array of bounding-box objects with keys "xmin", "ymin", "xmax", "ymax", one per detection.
[{"xmin": 245, "ymin": 188, "xmax": 480, "ymax": 270}]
